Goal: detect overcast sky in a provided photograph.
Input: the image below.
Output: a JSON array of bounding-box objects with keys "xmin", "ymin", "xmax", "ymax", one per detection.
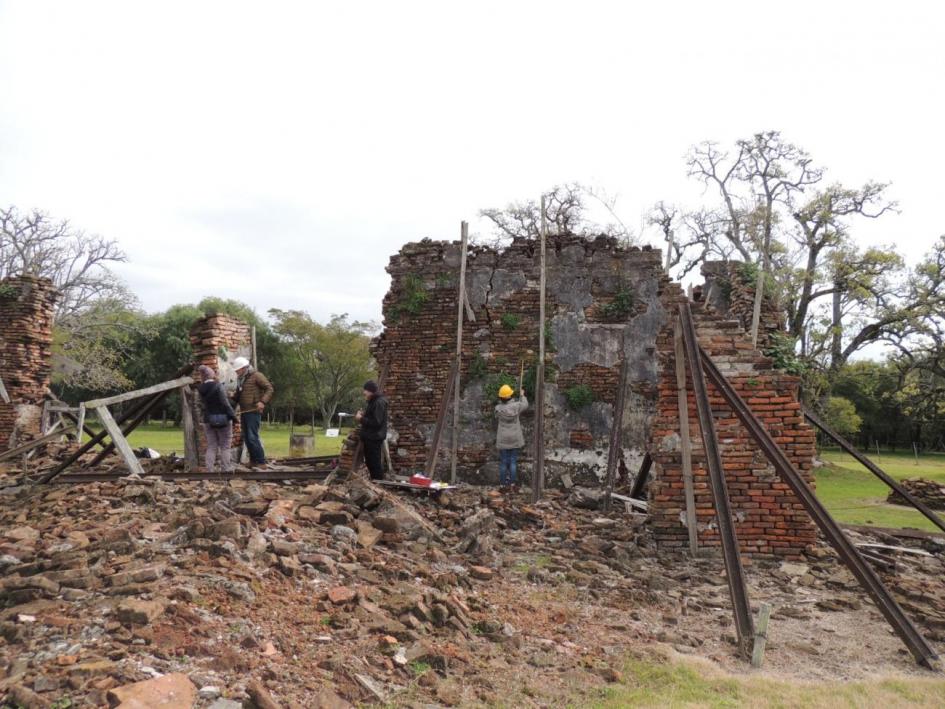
[{"xmin": 1, "ymin": 1, "xmax": 942, "ymax": 324}]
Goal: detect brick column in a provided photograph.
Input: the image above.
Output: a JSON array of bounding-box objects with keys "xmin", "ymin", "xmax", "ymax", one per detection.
[
  {"xmin": 188, "ymin": 315, "xmax": 253, "ymax": 465},
  {"xmin": 0, "ymin": 276, "xmax": 58, "ymax": 450}
]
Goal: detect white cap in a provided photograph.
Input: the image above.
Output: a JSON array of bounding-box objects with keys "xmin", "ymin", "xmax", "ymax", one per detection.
[{"xmin": 232, "ymin": 356, "xmax": 250, "ymax": 370}]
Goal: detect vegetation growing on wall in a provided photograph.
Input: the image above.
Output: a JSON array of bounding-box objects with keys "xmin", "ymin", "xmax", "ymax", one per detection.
[
  {"xmin": 600, "ymin": 283, "xmax": 635, "ymax": 321},
  {"xmin": 564, "ymin": 384, "xmax": 595, "ymax": 410},
  {"xmin": 763, "ymin": 332, "xmax": 806, "ymax": 375},
  {"xmin": 500, "ymin": 312, "xmax": 521, "ymax": 330},
  {"xmin": 390, "ymin": 274, "xmax": 430, "ymax": 320}
]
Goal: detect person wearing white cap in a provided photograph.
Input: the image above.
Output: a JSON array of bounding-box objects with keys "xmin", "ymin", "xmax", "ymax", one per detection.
[{"xmin": 230, "ymin": 356, "xmax": 274, "ymax": 468}]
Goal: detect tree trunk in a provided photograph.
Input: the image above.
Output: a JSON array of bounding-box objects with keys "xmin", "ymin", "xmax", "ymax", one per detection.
[{"xmin": 830, "ymin": 282, "xmax": 843, "ymax": 371}]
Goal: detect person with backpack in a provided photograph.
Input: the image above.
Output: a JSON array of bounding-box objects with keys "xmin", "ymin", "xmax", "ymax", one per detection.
[
  {"xmin": 197, "ymin": 364, "xmax": 238, "ymax": 473},
  {"xmin": 495, "ymin": 384, "xmax": 528, "ymax": 491}
]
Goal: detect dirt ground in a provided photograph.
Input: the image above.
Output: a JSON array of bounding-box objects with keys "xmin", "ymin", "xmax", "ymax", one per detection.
[{"xmin": 1, "ymin": 470, "xmax": 943, "ymax": 708}]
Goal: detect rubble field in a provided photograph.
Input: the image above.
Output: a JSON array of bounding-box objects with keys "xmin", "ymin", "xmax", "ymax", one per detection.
[{"xmin": 1, "ymin": 471, "xmax": 944, "ymax": 708}]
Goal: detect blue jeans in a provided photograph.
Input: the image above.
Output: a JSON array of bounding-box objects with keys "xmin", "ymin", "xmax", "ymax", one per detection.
[
  {"xmin": 499, "ymin": 448, "xmax": 519, "ymax": 486},
  {"xmin": 240, "ymin": 411, "xmax": 267, "ymax": 464}
]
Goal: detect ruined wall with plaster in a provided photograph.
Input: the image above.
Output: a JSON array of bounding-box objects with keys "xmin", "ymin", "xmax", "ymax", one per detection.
[
  {"xmin": 0, "ymin": 276, "xmax": 57, "ymax": 450},
  {"xmin": 373, "ymin": 235, "xmax": 669, "ymax": 485},
  {"xmin": 374, "ymin": 235, "xmax": 817, "ymax": 557},
  {"xmin": 188, "ymin": 314, "xmax": 253, "ymax": 462}
]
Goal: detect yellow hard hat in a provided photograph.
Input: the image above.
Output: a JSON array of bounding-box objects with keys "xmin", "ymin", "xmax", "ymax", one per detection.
[{"xmin": 498, "ymin": 384, "xmax": 514, "ymax": 399}]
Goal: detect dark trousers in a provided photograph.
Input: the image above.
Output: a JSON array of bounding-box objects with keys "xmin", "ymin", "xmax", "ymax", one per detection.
[
  {"xmin": 362, "ymin": 438, "xmax": 385, "ymax": 480},
  {"xmin": 240, "ymin": 411, "xmax": 267, "ymax": 464}
]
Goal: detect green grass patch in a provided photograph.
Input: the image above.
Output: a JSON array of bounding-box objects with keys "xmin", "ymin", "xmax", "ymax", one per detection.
[
  {"xmin": 587, "ymin": 652, "xmax": 945, "ymax": 708},
  {"xmin": 94, "ymin": 422, "xmax": 351, "ymax": 459},
  {"xmin": 815, "ymin": 448, "xmax": 945, "ymax": 532}
]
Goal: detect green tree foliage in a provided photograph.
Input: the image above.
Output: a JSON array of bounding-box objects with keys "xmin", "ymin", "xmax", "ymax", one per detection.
[
  {"xmin": 52, "ymin": 298, "xmax": 150, "ymax": 397},
  {"xmin": 659, "ymin": 133, "xmax": 945, "ymax": 397},
  {"xmin": 823, "ymin": 396, "xmax": 862, "ymax": 437},
  {"xmin": 269, "ymin": 310, "xmax": 376, "ymax": 426}
]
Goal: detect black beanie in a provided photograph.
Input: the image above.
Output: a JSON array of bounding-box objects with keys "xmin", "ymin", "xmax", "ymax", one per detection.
[{"xmin": 363, "ymin": 380, "xmax": 379, "ymax": 393}]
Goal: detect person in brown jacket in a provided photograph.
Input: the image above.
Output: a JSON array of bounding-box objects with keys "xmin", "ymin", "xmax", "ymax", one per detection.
[{"xmin": 231, "ymin": 357, "xmax": 274, "ymax": 467}]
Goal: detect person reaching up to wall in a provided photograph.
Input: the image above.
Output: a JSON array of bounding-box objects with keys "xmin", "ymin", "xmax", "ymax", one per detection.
[
  {"xmin": 495, "ymin": 384, "xmax": 528, "ymax": 492},
  {"xmin": 356, "ymin": 380, "xmax": 389, "ymax": 480},
  {"xmin": 196, "ymin": 365, "xmax": 238, "ymax": 473},
  {"xmin": 231, "ymin": 356, "xmax": 274, "ymax": 469}
]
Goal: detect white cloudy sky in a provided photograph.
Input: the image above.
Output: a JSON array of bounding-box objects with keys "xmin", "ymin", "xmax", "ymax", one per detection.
[{"xmin": 1, "ymin": 1, "xmax": 942, "ymax": 324}]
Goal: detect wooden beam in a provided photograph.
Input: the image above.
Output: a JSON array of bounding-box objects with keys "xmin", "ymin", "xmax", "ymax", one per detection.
[
  {"xmin": 83, "ymin": 376, "xmax": 193, "ymax": 409},
  {"xmin": 463, "ymin": 288, "xmax": 476, "ymax": 323},
  {"xmin": 604, "ymin": 358, "xmax": 630, "ymax": 511},
  {"xmin": 180, "ymin": 387, "xmax": 199, "ymax": 471},
  {"xmin": 0, "ymin": 426, "xmax": 76, "ymax": 463},
  {"xmin": 38, "ymin": 394, "xmax": 156, "ymax": 483},
  {"xmin": 628, "ymin": 453, "xmax": 653, "ymax": 500},
  {"xmin": 674, "ymin": 321, "xmax": 699, "ymax": 556},
  {"xmin": 87, "ymin": 390, "xmax": 171, "ymax": 466},
  {"xmin": 96, "ymin": 406, "xmax": 145, "ymax": 477},
  {"xmin": 75, "ymin": 404, "xmax": 85, "ymax": 445},
  {"xmin": 532, "ymin": 195, "xmax": 547, "ymax": 503},
  {"xmin": 450, "ymin": 221, "xmax": 468, "ymax": 484},
  {"xmin": 0, "ymin": 375, "xmax": 9, "ymax": 404},
  {"xmin": 751, "ymin": 604, "xmax": 771, "ymax": 668},
  {"xmin": 425, "ymin": 361, "xmax": 458, "ymax": 478}
]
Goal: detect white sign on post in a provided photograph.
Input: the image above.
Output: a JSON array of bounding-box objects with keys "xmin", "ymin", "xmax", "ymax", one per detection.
[{"xmin": 325, "ymin": 428, "xmax": 340, "ymax": 438}]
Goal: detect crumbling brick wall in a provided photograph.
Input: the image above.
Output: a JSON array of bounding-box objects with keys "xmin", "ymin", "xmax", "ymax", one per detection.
[
  {"xmin": 650, "ymin": 291, "xmax": 817, "ymax": 559},
  {"xmin": 188, "ymin": 314, "xmax": 253, "ymax": 463},
  {"xmin": 374, "ymin": 235, "xmax": 817, "ymax": 557},
  {"xmin": 699, "ymin": 261, "xmax": 783, "ymax": 348},
  {"xmin": 0, "ymin": 276, "xmax": 57, "ymax": 450},
  {"xmin": 372, "ymin": 235, "xmax": 662, "ymax": 486}
]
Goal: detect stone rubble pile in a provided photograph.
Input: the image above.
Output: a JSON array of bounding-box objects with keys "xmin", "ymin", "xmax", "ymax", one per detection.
[
  {"xmin": 887, "ymin": 478, "xmax": 945, "ymax": 511},
  {"xmin": 0, "ymin": 471, "xmax": 943, "ymax": 707}
]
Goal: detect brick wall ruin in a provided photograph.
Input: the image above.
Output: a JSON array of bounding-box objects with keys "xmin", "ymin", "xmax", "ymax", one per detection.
[
  {"xmin": 374, "ymin": 235, "xmax": 817, "ymax": 557},
  {"xmin": 0, "ymin": 276, "xmax": 57, "ymax": 451},
  {"xmin": 188, "ymin": 314, "xmax": 253, "ymax": 462},
  {"xmin": 700, "ymin": 261, "xmax": 784, "ymax": 347}
]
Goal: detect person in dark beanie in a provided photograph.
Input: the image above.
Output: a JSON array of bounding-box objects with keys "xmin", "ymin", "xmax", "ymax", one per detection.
[
  {"xmin": 196, "ymin": 365, "xmax": 238, "ymax": 473},
  {"xmin": 356, "ymin": 380, "xmax": 388, "ymax": 480}
]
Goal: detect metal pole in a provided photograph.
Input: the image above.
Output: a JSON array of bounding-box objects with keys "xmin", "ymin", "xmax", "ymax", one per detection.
[{"xmin": 450, "ymin": 221, "xmax": 468, "ymax": 484}]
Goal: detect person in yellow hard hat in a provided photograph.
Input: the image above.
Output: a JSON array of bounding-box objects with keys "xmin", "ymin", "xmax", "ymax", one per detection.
[{"xmin": 495, "ymin": 383, "xmax": 528, "ymax": 491}]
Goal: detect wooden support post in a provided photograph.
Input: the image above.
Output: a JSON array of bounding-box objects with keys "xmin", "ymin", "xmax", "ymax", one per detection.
[
  {"xmin": 450, "ymin": 221, "xmax": 468, "ymax": 484},
  {"xmin": 75, "ymin": 404, "xmax": 85, "ymax": 445},
  {"xmin": 674, "ymin": 321, "xmax": 699, "ymax": 556},
  {"xmin": 88, "ymin": 390, "xmax": 172, "ymax": 467},
  {"xmin": 181, "ymin": 387, "xmax": 200, "ymax": 472},
  {"xmin": 38, "ymin": 394, "xmax": 156, "ymax": 483},
  {"xmin": 425, "ymin": 361, "xmax": 458, "ymax": 478},
  {"xmin": 604, "ymin": 358, "xmax": 630, "ymax": 511},
  {"xmin": 96, "ymin": 406, "xmax": 145, "ymax": 477},
  {"xmin": 532, "ymin": 195, "xmax": 547, "ymax": 503},
  {"xmin": 628, "ymin": 453, "xmax": 653, "ymax": 500},
  {"xmin": 751, "ymin": 604, "xmax": 771, "ymax": 668},
  {"xmin": 251, "ymin": 325, "xmax": 258, "ymax": 369}
]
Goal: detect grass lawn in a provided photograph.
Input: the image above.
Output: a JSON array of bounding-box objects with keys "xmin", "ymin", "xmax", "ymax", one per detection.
[
  {"xmin": 815, "ymin": 448, "xmax": 945, "ymax": 532},
  {"xmin": 587, "ymin": 652, "xmax": 945, "ymax": 708},
  {"xmin": 114, "ymin": 422, "xmax": 352, "ymax": 459}
]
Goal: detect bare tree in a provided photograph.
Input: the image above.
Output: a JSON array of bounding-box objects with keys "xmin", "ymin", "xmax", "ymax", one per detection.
[
  {"xmin": 479, "ymin": 183, "xmax": 636, "ymax": 245},
  {"xmin": 739, "ymin": 132, "xmax": 824, "ymax": 342},
  {"xmin": 0, "ymin": 206, "xmax": 129, "ymax": 319}
]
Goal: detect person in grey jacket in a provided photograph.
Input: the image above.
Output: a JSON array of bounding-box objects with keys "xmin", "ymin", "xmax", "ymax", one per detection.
[{"xmin": 495, "ymin": 384, "xmax": 528, "ymax": 490}]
